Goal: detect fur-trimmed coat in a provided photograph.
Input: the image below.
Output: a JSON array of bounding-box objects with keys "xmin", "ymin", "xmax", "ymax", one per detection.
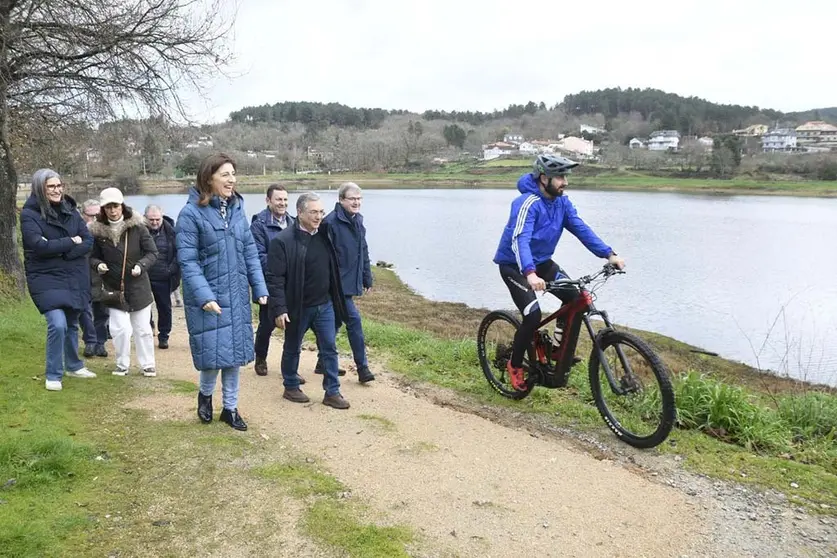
[{"xmin": 89, "ymin": 206, "xmax": 158, "ymax": 312}]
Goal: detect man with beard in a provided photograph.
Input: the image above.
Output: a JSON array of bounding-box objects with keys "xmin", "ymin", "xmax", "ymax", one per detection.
[{"xmin": 493, "ymin": 154, "xmax": 625, "ymax": 392}]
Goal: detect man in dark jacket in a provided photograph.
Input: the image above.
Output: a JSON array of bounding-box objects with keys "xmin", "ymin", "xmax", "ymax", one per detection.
[
  {"xmin": 144, "ymin": 205, "xmax": 180, "ymax": 349},
  {"xmin": 266, "ymin": 192, "xmax": 350, "ymax": 410},
  {"xmin": 250, "ymin": 184, "xmax": 295, "ymax": 376},
  {"xmin": 315, "ymin": 182, "xmax": 375, "ymax": 383},
  {"xmin": 79, "ymin": 198, "xmax": 110, "ymax": 357}
]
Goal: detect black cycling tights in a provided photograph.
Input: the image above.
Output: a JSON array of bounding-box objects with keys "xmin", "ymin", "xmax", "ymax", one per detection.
[{"xmin": 499, "ymin": 261, "xmax": 578, "ymax": 368}]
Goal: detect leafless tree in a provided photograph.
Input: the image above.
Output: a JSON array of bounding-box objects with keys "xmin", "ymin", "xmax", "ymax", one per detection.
[{"xmin": 0, "ymin": 0, "xmax": 233, "ymax": 292}]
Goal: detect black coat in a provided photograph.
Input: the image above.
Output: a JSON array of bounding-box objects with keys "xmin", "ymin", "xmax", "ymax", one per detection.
[
  {"xmin": 147, "ymin": 214, "xmax": 181, "ymax": 292},
  {"xmin": 89, "ymin": 207, "xmax": 158, "ymax": 312},
  {"xmin": 266, "ymin": 223, "xmax": 347, "ymax": 325},
  {"xmin": 20, "ymin": 194, "xmax": 93, "ymax": 313}
]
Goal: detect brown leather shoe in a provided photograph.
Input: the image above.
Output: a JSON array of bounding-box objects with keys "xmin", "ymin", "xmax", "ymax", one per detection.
[
  {"xmin": 283, "ymin": 388, "xmax": 310, "ymax": 403},
  {"xmin": 322, "ymin": 393, "xmax": 350, "ymax": 410},
  {"xmin": 255, "ymin": 357, "xmax": 268, "ymax": 376}
]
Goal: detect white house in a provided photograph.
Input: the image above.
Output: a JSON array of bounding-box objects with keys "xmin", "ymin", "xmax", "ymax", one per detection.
[
  {"xmin": 795, "ymin": 121, "xmax": 837, "ymax": 146},
  {"xmin": 503, "ymin": 134, "xmax": 524, "ymax": 145},
  {"xmin": 698, "ymin": 137, "xmax": 714, "ymax": 149},
  {"xmin": 762, "ymin": 129, "xmax": 797, "ymax": 152},
  {"xmin": 628, "ymin": 138, "xmax": 645, "ymax": 149},
  {"xmin": 580, "ymin": 124, "xmax": 606, "ymax": 135},
  {"xmin": 483, "ymin": 142, "xmax": 517, "ymax": 160},
  {"xmin": 518, "ymin": 142, "xmax": 539, "ymax": 155},
  {"xmin": 647, "ymin": 130, "xmax": 681, "ymax": 151},
  {"xmin": 552, "ymin": 136, "xmax": 595, "ymax": 157}
]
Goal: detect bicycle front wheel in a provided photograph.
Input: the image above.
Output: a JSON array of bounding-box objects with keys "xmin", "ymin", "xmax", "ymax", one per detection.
[
  {"xmin": 476, "ymin": 310, "xmax": 534, "ymax": 400},
  {"xmin": 588, "ymin": 329, "xmax": 676, "ymax": 448}
]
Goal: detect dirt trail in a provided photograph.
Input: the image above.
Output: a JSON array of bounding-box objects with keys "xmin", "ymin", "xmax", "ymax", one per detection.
[{"xmin": 141, "ymin": 312, "xmax": 830, "ymax": 558}]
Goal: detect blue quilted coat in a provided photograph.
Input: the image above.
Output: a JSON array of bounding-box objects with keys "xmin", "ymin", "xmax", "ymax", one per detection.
[{"xmin": 175, "ymin": 188, "xmax": 268, "ymax": 371}]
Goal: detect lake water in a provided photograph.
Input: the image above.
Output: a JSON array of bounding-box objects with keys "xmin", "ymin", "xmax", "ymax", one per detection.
[{"xmin": 125, "ymin": 188, "xmax": 837, "ymax": 386}]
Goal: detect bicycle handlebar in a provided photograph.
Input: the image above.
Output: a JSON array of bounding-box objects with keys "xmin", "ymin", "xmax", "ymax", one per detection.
[{"xmin": 545, "ymin": 263, "xmax": 625, "ymax": 290}]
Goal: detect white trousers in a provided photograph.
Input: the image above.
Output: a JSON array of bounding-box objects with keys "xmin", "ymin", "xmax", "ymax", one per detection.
[{"xmin": 109, "ymin": 304, "xmax": 155, "ymax": 370}]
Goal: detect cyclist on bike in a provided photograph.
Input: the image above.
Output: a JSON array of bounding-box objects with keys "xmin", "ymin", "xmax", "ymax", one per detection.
[{"xmin": 494, "ymin": 153, "xmax": 625, "ymax": 391}]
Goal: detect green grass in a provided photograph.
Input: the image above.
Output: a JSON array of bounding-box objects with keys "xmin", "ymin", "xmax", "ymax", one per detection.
[
  {"xmin": 147, "ymin": 163, "xmax": 837, "ymax": 196},
  {"xmin": 252, "ymin": 462, "xmax": 345, "ymax": 497},
  {"xmin": 305, "ymin": 501, "xmax": 413, "ymax": 558},
  {"xmin": 359, "ymin": 317, "xmax": 837, "ymax": 511},
  {"xmin": 166, "ymin": 379, "xmax": 197, "ymax": 394},
  {"xmin": 0, "ymin": 297, "xmax": 417, "ymax": 557},
  {"xmin": 357, "ymin": 413, "xmax": 397, "ymax": 432}
]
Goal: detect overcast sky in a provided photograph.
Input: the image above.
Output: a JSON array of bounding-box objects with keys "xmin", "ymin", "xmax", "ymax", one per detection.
[{"xmin": 184, "ymin": 0, "xmax": 836, "ymax": 123}]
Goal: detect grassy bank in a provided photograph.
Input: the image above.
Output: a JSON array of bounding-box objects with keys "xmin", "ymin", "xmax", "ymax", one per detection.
[
  {"xmin": 124, "ymin": 161, "xmax": 837, "ymax": 198},
  {"xmin": 354, "ymin": 268, "xmax": 837, "ymax": 511},
  {"xmin": 0, "ymin": 297, "xmax": 413, "ymax": 557}
]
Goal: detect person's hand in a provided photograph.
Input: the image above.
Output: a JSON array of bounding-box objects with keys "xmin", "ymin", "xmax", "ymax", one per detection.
[
  {"xmin": 71, "ymin": 236, "xmax": 82, "ymax": 245},
  {"xmin": 274, "ymin": 313, "xmax": 290, "ymax": 329},
  {"xmin": 526, "ymin": 272, "xmax": 546, "ymax": 292},
  {"xmin": 131, "ymin": 265, "xmax": 141, "ymax": 277},
  {"xmin": 202, "ymin": 301, "xmax": 222, "ymax": 314},
  {"xmin": 97, "ymin": 263, "xmax": 109, "ymax": 274},
  {"xmin": 608, "ymin": 253, "xmax": 626, "ymax": 270},
  {"xmin": 257, "ymin": 296, "xmax": 267, "ymax": 305}
]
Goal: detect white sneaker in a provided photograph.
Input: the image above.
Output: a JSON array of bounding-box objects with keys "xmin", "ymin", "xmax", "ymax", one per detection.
[
  {"xmin": 66, "ymin": 367, "xmax": 97, "ymax": 379},
  {"xmin": 45, "ymin": 380, "xmax": 63, "ymax": 391},
  {"xmin": 142, "ymin": 368, "xmax": 157, "ymax": 377},
  {"xmin": 112, "ymin": 367, "xmax": 129, "ymax": 376}
]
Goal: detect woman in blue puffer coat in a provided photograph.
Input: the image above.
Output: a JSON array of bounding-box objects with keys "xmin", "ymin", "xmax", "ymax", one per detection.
[
  {"xmin": 176, "ymin": 153, "xmax": 268, "ymax": 431},
  {"xmin": 20, "ymin": 169, "xmax": 97, "ymax": 391}
]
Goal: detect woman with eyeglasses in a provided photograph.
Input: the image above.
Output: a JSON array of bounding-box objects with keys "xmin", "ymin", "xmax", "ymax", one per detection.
[
  {"xmin": 176, "ymin": 153, "xmax": 268, "ymax": 431},
  {"xmin": 20, "ymin": 169, "xmax": 98, "ymax": 391}
]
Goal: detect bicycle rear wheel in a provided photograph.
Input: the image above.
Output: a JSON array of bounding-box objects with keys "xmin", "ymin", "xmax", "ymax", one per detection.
[
  {"xmin": 476, "ymin": 310, "xmax": 534, "ymax": 400},
  {"xmin": 588, "ymin": 329, "xmax": 676, "ymax": 448}
]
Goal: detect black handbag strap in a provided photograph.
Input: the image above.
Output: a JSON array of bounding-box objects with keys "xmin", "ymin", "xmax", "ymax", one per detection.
[{"xmin": 119, "ymin": 230, "xmax": 128, "ymax": 292}]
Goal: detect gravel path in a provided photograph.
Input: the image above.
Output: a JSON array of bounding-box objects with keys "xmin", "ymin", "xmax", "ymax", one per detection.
[{"xmin": 143, "ymin": 312, "xmax": 835, "ymax": 557}]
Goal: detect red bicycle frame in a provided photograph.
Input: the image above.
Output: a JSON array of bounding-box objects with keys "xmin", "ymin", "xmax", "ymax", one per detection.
[{"xmin": 531, "ymin": 286, "xmax": 606, "ymax": 387}]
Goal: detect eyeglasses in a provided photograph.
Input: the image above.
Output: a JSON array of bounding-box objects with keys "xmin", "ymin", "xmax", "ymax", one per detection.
[
  {"xmin": 83, "ymin": 212, "xmax": 98, "ymax": 218},
  {"xmin": 306, "ymin": 210, "xmax": 325, "ymax": 216},
  {"xmin": 343, "ymin": 196, "xmax": 362, "ymax": 202},
  {"xmin": 45, "ymin": 184, "xmax": 64, "ymax": 191}
]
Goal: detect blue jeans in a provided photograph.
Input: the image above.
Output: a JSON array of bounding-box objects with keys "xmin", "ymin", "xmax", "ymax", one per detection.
[
  {"xmin": 44, "ymin": 309, "xmax": 85, "ymax": 381},
  {"xmin": 80, "ymin": 302, "xmax": 109, "ymax": 346},
  {"xmin": 282, "ymin": 301, "xmax": 341, "ymax": 396},
  {"xmin": 199, "ymin": 367, "xmax": 240, "ymax": 410},
  {"xmin": 336, "ymin": 296, "xmax": 368, "ymax": 369}
]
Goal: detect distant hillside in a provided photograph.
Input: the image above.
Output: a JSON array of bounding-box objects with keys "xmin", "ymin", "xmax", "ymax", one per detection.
[
  {"xmin": 786, "ymin": 107, "xmax": 837, "ymax": 122},
  {"xmin": 229, "ymin": 101, "xmax": 408, "ymax": 129},
  {"xmin": 558, "ymin": 87, "xmax": 791, "ymax": 136},
  {"xmin": 227, "ymin": 90, "xmax": 832, "ymax": 140}
]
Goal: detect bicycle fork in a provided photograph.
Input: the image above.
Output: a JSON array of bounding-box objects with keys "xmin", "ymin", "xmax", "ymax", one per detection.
[{"xmin": 583, "ymin": 311, "xmax": 638, "ymax": 396}]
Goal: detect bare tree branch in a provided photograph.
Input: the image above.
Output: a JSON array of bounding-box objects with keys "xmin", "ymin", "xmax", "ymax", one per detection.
[{"xmin": 0, "ymin": 0, "xmax": 235, "ymax": 290}]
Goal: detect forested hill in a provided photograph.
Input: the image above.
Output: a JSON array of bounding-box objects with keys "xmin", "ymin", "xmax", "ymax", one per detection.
[
  {"xmin": 229, "ymin": 101, "xmax": 407, "ymax": 129},
  {"xmin": 227, "ymin": 90, "xmax": 832, "ymax": 137},
  {"xmin": 560, "ymin": 88, "xmax": 790, "ymax": 136}
]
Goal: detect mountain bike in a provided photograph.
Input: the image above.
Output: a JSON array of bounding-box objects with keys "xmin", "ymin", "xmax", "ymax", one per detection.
[{"xmin": 476, "ymin": 264, "xmax": 676, "ymax": 448}]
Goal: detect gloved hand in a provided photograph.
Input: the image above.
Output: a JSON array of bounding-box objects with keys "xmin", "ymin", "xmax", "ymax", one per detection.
[
  {"xmin": 131, "ymin": 265, "xmax": 141, "ymax": 277},
  {"xmin": 97, "ymin": 263, "xmax": 109, "ymax": 274}
]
